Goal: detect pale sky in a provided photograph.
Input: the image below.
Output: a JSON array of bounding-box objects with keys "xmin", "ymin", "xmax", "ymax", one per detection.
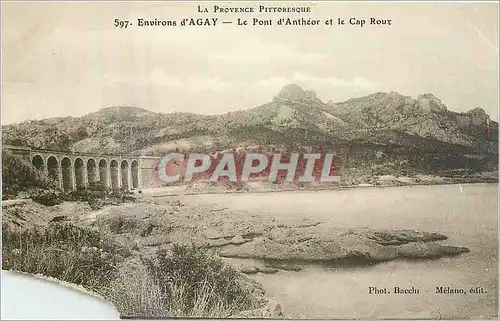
[{"xmin": 2, "ymin": 1, "xmax": 499, "ymax": 124}]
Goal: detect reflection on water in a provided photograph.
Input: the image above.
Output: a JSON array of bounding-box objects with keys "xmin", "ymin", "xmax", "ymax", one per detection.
[{"xmin": 193, "ymin": 184, "xmax": 498, "ymax": 318}]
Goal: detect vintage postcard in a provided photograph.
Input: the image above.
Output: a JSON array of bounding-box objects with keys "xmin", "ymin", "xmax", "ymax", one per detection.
[{"xmin": 1, "ymin": 1, "xmax": 498, "ymax": 319}]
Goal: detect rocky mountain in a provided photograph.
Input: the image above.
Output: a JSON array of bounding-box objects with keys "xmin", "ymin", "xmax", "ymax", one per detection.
[{"xmin": 2, "ymin": 84, "xmax": 498, "ymax": 175}]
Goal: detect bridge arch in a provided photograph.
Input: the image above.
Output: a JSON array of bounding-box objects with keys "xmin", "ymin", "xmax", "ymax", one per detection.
[
  {"xmin": 98, "ymin": 159, "xmax": 109, "ymax": 188},
  {"xmin": 121, "ymin": 160, "xmax": 129, "ymax": 190},
  {"xmin": 131, "ymin": 159, "xmax": 139, "ymax": 189},
  {"xmin": 32, "ymin": 155, "xmax": 45, "ymax": 180},
  {"xmin": 46, "ymin": 156, "xmax": 60, "ymax": 187},
  {"xmin": 61, "ymin": 157, "xmax": 73, "ymax": 191},
  {"xmin": 110, "ymin": 159, "xmax": 119, "ymax": 190}
]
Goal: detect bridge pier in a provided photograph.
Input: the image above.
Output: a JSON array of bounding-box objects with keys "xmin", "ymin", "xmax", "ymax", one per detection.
[
  {"xmin": 106, "ymin": 164, "xmax": 111, "ymax": 189},
  {"xmin": 87, "ymin": 159, "xmax": 98, "ymax": 186},
  {"xmin": 82, "ymin": 165, "xmax": 88, "ymax": 188},
  {"xmin": 41, "ymin": 165, "xmax": 48, "ymax": 181},
  {"xmin": 62, "ymin": 164, "xmax": 76, "ymax": 191},
  {"xmin": 70, "ymin": 165, "xmax": 76, "ymax": 191},
  {"xmin": 117, "ymin": 167, "xmax": 123, "ymax": 189},
  {"xmin": 127, "ymin": 168, "xmax": 132, "ymax": 191},
  {"xmin": 94, "ymin": 168, "xmax": 100, "ymax": 185}
]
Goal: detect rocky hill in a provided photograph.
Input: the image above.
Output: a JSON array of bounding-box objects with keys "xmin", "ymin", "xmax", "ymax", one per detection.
[{"xmin": 2, "ymin": 84, "xmax": 498, "ymax": 176}]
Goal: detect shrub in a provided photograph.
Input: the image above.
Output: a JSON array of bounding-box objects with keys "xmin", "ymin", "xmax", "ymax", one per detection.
[
  {"xmin": 26, "ymin": 184, "xmax": 137, "ymax": 210},
  {"xmin": 29, "ymin": 187, "xmax": 63, "ymax": 206},
  {"xmin": 87, "ymin": 181, "xmax": 109, "ymax": 192},
  {"xmin": 142, "ymin": 244, "xmax": 255, "ymax": 316},
  {"xmin": 100, "ymin": 262, "xmax": 173, "ymax": 318},
  {"xmin": 2, "ymin": 222, "xmax": 121, "ymax": 290},
  {"xmin": 107, "ymin": 216, "xmax": 140, "ymax": 235},
  {"xmin": 226, "ymin": 181, "xmax": 245, "ymax": 191},
  {"xmin": 103, "ymin": 244, "xmax": 257, "ymax": 318},
  {"xmin": 3, "ymin": 221, "xmax": 258, "ymax": 318}
]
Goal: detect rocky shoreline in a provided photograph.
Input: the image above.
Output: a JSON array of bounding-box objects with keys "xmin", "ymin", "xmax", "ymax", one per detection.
[
  {"xmin": 142, "ymin": 171, "xmax": 498, "ymax": 197},
  {"xmin": 2, "ymin": 190, "xmax": 473, "ymax": 318},
  {"xmin": 3, "ymin": 195, "xmax": 471, "ymax": 269}
]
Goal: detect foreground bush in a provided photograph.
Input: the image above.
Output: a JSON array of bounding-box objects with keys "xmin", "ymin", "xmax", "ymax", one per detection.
[
  {"xmin": 3, "ymin": 222, "xmax": 257, "ymax": 318},
  {"xmin": 103, "ymin": 244, "xmax": 257, "ymax": 317},
  {"xmin": 2, "ymin": 223, "xmax": 121, "ymax": 290},
  {"xmin": 152, "ymin": 245, "xmax": 255, "ymax": 315}
]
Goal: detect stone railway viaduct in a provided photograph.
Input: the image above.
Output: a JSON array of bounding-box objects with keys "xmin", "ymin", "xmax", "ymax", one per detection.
[{"xmin": 4, "ymin": 145, "xmax": 163, "ymax": 191}]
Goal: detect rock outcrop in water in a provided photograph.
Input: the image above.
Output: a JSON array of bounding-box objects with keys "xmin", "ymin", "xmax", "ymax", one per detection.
[{"xmin": 216, "ymin": 226, "xmax": 469, "ymax": 264}]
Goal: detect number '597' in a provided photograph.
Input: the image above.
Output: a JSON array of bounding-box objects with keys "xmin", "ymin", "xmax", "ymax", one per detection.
[{"xmin": 114, "ymin": 19, "xmax": 130, "ymax": 28}]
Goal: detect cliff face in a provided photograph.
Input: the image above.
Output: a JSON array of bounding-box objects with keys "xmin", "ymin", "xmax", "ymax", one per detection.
[{"xmin": 2, "ymin": 85, "xmax": 498, "ymax": 175}]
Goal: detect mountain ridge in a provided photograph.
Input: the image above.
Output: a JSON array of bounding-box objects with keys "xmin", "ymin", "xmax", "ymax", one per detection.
[{"xmin": 2, "ymin": 84, "xmax": 497, "ymax": 176}]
